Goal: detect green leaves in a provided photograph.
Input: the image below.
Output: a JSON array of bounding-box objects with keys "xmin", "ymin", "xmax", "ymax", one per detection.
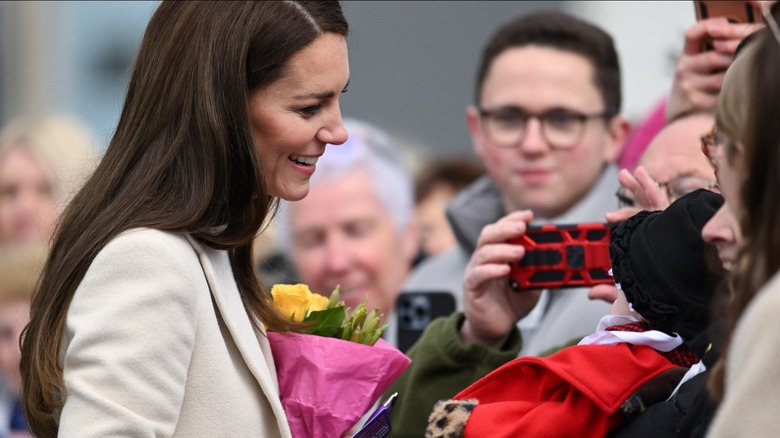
[
  {"xmin": 301, "ymin": 286, "xmax": 388, "ymax": 346},
  {"xmin": 302, "ymin": 307, "xmax": 346, "ymax": 338},
  {"xmin": 326, "ymin": 285, "xmax": 342, "ymax": 309}
]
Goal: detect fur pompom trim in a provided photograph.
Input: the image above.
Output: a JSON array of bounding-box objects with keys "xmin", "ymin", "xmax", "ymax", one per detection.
[{"xmin": 425, "ymin": 398, "xmax": 478, "ymax": 438}]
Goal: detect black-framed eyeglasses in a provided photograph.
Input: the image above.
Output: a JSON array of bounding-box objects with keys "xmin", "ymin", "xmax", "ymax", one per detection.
[
  {"xmin": 615, "ymin": 176, "xmax": 720, "ymax": 209},
  {"xmin": 700, "ymin": 127, "xmax": 724, "ymax": 176},
  {"xmin": 477, "ymin": 106, "xmax": 616, "ymax": 149}
]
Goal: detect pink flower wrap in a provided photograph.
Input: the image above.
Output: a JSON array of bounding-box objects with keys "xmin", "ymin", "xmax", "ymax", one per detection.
[{"xmin": 267, "ymin": 332, "xmax": 411, "ymax": 438}]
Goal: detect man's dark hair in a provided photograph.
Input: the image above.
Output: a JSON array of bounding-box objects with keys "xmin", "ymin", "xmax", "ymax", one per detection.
[{"xmin": 474, "ymin": 11, "xmax": 621, "ymax": 114}]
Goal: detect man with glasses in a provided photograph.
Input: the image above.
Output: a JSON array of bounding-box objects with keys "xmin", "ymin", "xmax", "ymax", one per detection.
[
  {"xmin": 387, "ymin": 11, "xmax": 631, "ymax": 437},
  {"xmin": 587, "ymin": 109, "xmax": 720, "ymax": 307},
  {"xmin": 607, "ymin": 109, "xmax": 720, "ymax": 222}
]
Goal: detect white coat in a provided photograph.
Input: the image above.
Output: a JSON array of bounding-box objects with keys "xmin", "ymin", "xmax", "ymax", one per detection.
[{"xmin": 58, "ymin": 228, "xmax": 292, "ymax": 437}]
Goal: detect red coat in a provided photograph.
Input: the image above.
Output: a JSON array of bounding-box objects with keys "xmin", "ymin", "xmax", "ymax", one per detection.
[{"xmin": 454, "ymin": 343, "xmax": 677, "ymax": 438}]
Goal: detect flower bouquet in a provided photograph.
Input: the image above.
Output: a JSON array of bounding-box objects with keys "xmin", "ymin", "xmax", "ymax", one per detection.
[{"xmin": 267, "ymin": 284, "xmax": 412, "ymax": 438}]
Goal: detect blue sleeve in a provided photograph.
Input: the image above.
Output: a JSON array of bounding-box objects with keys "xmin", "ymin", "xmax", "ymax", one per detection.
[{"xmin": 10, "ymin": 399, "xmax": 27, "ymax": 432}]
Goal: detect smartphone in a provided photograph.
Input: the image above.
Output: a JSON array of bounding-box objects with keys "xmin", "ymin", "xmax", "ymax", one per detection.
[
  {"xmin": 507, "ymin": 223, "xmax": 614, "ymax": 292},
  {"xmin": 694, "ymin": 1, "xmax": 763, "ymax": 53},
  {"xmin": 694, "ymin": 1, "xmax": 762, "ymax": 24},
  {"xmin": 395, "ymin": 292, "xmax": 456, "ymax": 352}
]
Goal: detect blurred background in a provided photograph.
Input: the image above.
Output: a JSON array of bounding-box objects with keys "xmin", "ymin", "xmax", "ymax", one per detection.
[{"xmin": 0, "ymin": 1, "xmax": 697, "ymax": 159}]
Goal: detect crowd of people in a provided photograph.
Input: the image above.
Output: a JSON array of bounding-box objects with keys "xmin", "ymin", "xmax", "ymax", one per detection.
[{"xmin": 1, "ymin": 1, "xmax": 779, "ymax": 437}]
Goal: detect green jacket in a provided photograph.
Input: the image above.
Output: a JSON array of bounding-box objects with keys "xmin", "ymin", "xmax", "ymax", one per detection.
[{"xmin": 386, "ymin": 312, "xmax": 522, "ymax": 437}]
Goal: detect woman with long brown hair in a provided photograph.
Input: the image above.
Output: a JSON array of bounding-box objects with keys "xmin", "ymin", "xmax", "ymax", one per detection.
[
  {"xmin": 704, "ymin": 4, "xmax": 780, "ymax": 436},
  {"xmin": 20, "ymin": 2, "xmax": 349, "ymax": 436}
]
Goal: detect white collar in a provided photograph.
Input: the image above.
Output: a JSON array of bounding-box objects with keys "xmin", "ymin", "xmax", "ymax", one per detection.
[{"xmin": 578, "ymin": 314, "xmax": 684, "ymax": 352}]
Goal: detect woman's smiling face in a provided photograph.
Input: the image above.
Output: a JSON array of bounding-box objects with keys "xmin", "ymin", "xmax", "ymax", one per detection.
[{"xmin": 249, "ymin": 32, "xmax": 350, "ymax": 201}]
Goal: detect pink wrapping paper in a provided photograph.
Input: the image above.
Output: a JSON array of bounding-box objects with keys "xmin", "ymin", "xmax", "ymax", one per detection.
[{"xmin": 267, "ymin": 332, "xmax": 411, "ymax": 438}]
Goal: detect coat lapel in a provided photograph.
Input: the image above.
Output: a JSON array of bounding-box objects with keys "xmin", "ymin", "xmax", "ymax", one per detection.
[{"xmin": 186, "ymin": 236, "xmax": 291, "ymax": 436}]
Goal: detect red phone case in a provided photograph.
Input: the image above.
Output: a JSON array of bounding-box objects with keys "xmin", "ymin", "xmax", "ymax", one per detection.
[{"xmin": 507, "ymin": 223, "xmax": 614, "ymax": 291}]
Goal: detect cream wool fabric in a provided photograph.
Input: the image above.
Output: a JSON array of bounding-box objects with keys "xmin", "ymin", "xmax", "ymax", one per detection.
[
  {"xmin": 707, "ymin": 271, "xmax": 780, "ymax": 438},
  {"xmin": 58, "ymin": 228, "xmax": 292, "ymax": 437}
]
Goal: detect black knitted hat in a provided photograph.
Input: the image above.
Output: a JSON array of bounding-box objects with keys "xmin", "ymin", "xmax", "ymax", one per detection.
[{"xmin": 609, "ymin": 189, "xmax": 725, "ymax": 340}]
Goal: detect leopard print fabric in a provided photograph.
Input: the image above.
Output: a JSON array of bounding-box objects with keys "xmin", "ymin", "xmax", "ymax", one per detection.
[{"xmin": 425, "ymin": 398, "xmax": 478, "ymax": 438}]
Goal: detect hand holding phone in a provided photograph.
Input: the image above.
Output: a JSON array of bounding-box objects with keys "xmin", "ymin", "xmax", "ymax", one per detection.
[
  {"xmin": 666, "ymin": 1, "xmax": 762, "ymax": 121},
  {"xmin": 507, "ymin": 223, "xmax": 614, "ymax": 291},
  {"xmin": 458, "ymin": 209, "xmax": 543, "ymax": 348}
]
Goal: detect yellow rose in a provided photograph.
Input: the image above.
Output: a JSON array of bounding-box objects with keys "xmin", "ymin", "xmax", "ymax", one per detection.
[
  {"xmin": 308, "ymin": 291, "xmax": 329, "ymax": 313},
  {"xmin": 271, "ymin": 284, "xmax": 329, "ymax": 321}
]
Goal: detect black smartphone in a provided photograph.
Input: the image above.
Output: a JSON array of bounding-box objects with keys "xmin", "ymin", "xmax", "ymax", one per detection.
[
  {"xmin": 395, "ymin": 292, "xmax": 456, "ymax": 353},
  {"xmin": 507, "ymin": 223, "xmax": 614, "ymax": 291}
]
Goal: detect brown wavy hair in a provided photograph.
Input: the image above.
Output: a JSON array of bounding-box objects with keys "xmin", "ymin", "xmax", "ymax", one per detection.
[{"xmin": 20, "ymin": 1, "xmax": 347, "ymax": 435}]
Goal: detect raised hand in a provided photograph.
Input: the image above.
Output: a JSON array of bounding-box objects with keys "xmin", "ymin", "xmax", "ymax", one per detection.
[
  {"xmin": 606, "ymin": 166, "xmax": 669, "ymax": 223},
  {"xmin": 460, "ymin": 210, "xmax": 542, "ymax": 349},
  {"xmin": 666, "ymin": 16, "xmax": 762, "ymax": 123}
]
